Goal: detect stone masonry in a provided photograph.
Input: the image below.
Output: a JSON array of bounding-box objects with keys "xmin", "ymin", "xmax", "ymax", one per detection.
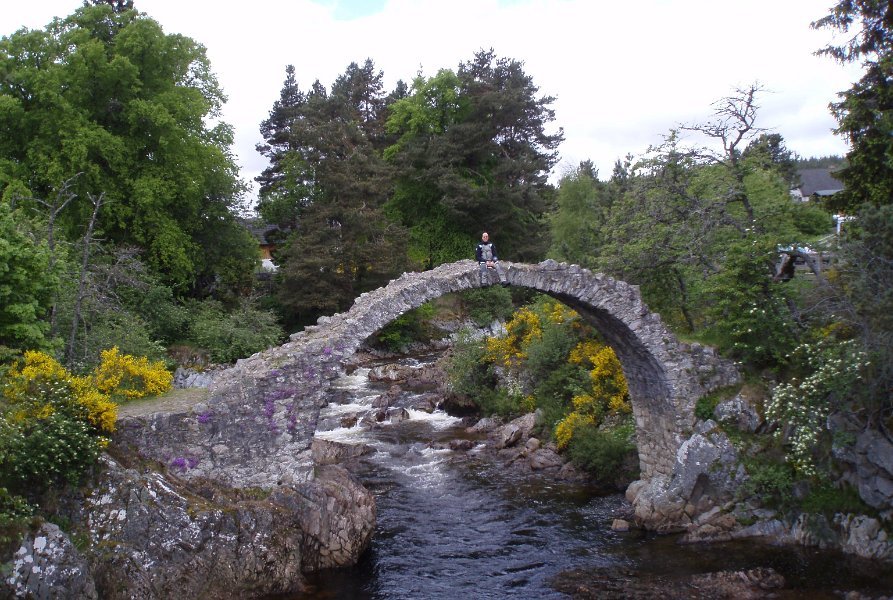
[{"xmin": 114, "ymin": 259, "xmax": 740, "ymax": 528}]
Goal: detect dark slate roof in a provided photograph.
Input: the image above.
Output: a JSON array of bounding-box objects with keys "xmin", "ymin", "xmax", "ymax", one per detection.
[
  {"xmin": 239, "ymin": 217, "xmax": 281, "ymax": 244},
  {"xmin": 796, "ymin": 168, "xmax": 844, "ymax": 196}
]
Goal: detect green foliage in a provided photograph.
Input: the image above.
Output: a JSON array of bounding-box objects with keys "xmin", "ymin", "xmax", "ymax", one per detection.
[
  {"xmin": 0, "ymin": 4, "xmax": 256, "ymax": 294},
  {"xmin": 532, "ymin": 362, "xmax": 589, "ymax": 430},
  {"xmin": 187, "ymin": 299, "xmax": 284, "ymax": 364},
  {"xmin": 833, "ymin": 204, "xmax": 893, "ymax": 422},
  {"xmin": 790, "ymin": 202, "xmax": 833, "ymax": 236},
  {"xmin": 445, "ymin": 331, "xmax": 496, "ymax": 400},
  {"xmin": 0, "ymin": 353, "xmax": 112, "ymax": 503},
  {"xmin": 124, "ymin": 282, "xmax": 190, "ymax": 345},
  {"xmin": 0, "ymin": 411, "xmax": 102, "ymax": 496},
  {"xmin": 695, "ymin": 394, "xmax": 722, "ymax": 421},
  {"xmin": 0, "ymin": 202, "xmax": 58, "ymax": 356},
  {"xmin": 69, "ymin": 310, "xmax": 168, "ymax": 370},
  {"xmin": 266, "ymin": 61, "xmax": 409, "ymax": 320},
  {"xmin": 566, "ymin": 420, "xmax": 638, "ymax": 481},
  {"xmin": 766, "ymin": 338, "xmax": 868, "ymax": 476},
  {"xmin": 702, "ymin": 240, "xmax": 798, "ymax": 367},
  {"xmin": 523, "ymin": 316, "xmax": 578, "ymax": 382},
  {"xmin": 0, "ymin": 486, "xmax": 33, "ymax": 549},
  {"xmin": 474, "ymin": 388, "xmax": 527, "ymax": 419},
  {"xmin": 801, "ymin": 482, "xmax": 874, "ymax": 518},
  {"xmin": 0, "ymin": 487, "xmax": 33, "ymax": 526},
  {"xmin": 373, "ymin": 303, "xmax": 437, "ymax": 352},
  {"xmin": 741, "ymin": 458, "xmax": 795, "ymax": 509},
  {"xmin": 813, "ymin": 2, "xmax": 892, "ymax": 212},
  {"xmin": 460, "ymin": 286, "xmax": 514, "ymax": 327},
  {"xmin": 548, "ymin": 161, "xmax": 608, "ymax": 267},
  {"xmin": 385, "ymin": 50, "xmax": 562, "ymax": 263},
  {"xmin": 742, "ymin": 133, "xmax": 798, "ymax": 186},
  {"xmin": 694, "ymin": 385, "xmax": 740, "ymax": 421}
]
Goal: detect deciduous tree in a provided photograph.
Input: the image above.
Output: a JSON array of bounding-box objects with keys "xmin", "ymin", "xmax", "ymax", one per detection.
[{"xmin": 0, "ymin": 4, "xmax": 256, "ymax": 294}]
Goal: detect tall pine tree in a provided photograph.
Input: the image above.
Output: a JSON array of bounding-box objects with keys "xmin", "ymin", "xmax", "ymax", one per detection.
[{"xmin": 259, "ymin": 61, "xmax": 407, "ymax": 323}]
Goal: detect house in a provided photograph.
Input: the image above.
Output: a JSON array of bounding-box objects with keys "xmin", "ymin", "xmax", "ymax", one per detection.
[
  {"xmin": 790, "ymin": 168, "xmax": 844, "ymax": 202},
  {"xmin": 241, "ymin": 218, "xmax": 281, "ymax": 272}
]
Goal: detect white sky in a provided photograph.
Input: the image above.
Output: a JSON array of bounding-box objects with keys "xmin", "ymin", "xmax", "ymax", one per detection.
[{"xmin": 3, "ymin": 1, "xmax": 863, "ymax": 203}]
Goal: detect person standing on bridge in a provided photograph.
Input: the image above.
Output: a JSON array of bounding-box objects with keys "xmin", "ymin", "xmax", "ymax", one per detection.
[{"xmin": 476, "ymin": 231, "xmax": 508, "ymax": 286}]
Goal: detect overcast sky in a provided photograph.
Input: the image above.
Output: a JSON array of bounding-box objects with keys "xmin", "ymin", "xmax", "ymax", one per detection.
[{"xmin": 4, "ymin": 1, "xmax": 862, "ymax": 204}]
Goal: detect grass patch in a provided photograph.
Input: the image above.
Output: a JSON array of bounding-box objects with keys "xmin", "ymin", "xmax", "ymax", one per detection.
[
  {"xmin": 801, "ymin": 482, "xmax": 876, "ymax": 519},
  {"xmin": 115, "ymin": 387, "xmax": 211, "ymax": 419}
]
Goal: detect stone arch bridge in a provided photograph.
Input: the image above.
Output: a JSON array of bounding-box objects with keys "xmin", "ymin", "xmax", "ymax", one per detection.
[{"xmin": 117, "ymin": 260, "xmax": 739, "ymax": 526}]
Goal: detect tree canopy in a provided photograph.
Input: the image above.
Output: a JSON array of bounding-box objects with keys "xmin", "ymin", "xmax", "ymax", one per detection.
[
  {"xmin": 385, "ymin": 50, "xmax": 564, "ymax": 265},
  {"xmin": 0, "ymin": 3, "xmax": 256, "ymax": 294}
]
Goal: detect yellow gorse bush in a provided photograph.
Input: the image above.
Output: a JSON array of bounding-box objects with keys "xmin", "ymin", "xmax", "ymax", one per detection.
[
  {"xmin": 554, "ymin": 410, "xmax": 594, "ymax": 450},
  {"xmin": 92, "ymin": 347, "xmax": 172, "ymax": 399},
  {"xmin": 2, "ymin": 348, "xmax": 173, "ymax": 435},
  {"xmin": 555, "ymin": 340, "xmax": 630, "ymax": 449},
  {"xmin": 485, "ymin": 301, "xmax": 577, "ymax": 368},
  {"xmin": 485, "ymin": 306, "xmax": 543, "ymax": 367},
  {"xmin": 3, "ymin": 350, "xmax": 117, "ymax": 433}
]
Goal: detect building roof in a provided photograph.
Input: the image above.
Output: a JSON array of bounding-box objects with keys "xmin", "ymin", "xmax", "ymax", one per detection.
[
  {"xmin": 239, "ymin": 217, "xmax": 281, "ymax": 245},
  {"xmin": 796, "ymin": 168, "xmax": 844, "ymax": 197}
]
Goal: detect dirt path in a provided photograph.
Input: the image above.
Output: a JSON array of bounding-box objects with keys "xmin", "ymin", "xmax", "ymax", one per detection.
[{"xmin": 115, "ymin": 387, "xmax": 211, "ymax": 420}]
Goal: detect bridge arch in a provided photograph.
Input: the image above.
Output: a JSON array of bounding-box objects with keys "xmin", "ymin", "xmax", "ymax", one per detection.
[
  {"xmin": 118, "ymin": 260, "xmax": 738, "ymax": 501},
  {"xmin": 293, "ymin": 259, "xmax": 738, "ymax": 480}
]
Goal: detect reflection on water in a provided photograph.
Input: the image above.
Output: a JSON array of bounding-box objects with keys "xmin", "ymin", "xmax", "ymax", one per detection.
[{"xmin": 298, "ymin": 358, "xmax": 893, "ymax": 599}]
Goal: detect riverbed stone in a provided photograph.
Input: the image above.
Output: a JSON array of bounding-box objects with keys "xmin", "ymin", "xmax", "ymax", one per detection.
[
  {"xmin": 312, "ymin": 437, "xmax": 377, "ymax": 465},
  {"xmin": 493, "ymin": 422, "xmax": 524, "ymax": 449},
  {"xmin": 449, "ymin": 439, "xmax": 476, "ymax": 451},
  {"xmin": 529, "ymin": 447, "xmax": 564, "ymax": 471}
]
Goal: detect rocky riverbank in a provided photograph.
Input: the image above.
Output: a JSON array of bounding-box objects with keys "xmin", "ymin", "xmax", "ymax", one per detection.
[{"xmin": 338, "ymin": 347, "xmax": 893, "ymax": 569}]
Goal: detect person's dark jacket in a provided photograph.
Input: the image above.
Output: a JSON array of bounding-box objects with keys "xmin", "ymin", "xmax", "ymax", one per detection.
[{"xmin": 476, "ymin": 242, "xmax": 498, "ymax": 262}]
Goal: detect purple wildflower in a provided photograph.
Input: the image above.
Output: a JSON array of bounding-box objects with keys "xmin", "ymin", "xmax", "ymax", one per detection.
[
  {"xmin": 266, "ymin": 387, "xmax": 295, "ymax": 402},
  {"xmin": 286, "ymin": 401, "xmax": 299, "ymax": 433},
  {"xmin": 197, "ymin": 412, "xmax": 212, "ymax": 424},
  {"xmin": 170, "ymin": 457, "xmax": 188, "ymax": 471}
]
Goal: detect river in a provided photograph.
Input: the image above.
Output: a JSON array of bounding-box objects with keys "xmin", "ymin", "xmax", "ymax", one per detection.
[{"xmin": 298, "ymin": 356, "xmax": 893, "ymax": 599}]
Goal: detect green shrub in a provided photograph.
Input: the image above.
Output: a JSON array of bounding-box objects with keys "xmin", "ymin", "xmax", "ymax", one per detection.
[
  {"xmin": 67, "ymin": 310, "xmax": 168, "ymax": 371},
  {"xmin": 766, "ymin": 339, "xmax": 868, "ymax": 476},
  {"xmin": 566, "ymin": 420, "xmax": 638, "ymax": 482},
  {"xmin": 445, "ymin": 331, "xmax": 496, "ymax": 399},
  {"xmin": 0, "ymin": 412, "xmax": 103, "ymax": 500},
  {"xmin": 741, "ymin": 458, "xmax": 795, "ymax": 509},
  {"xmin": 801, "ymin": 482, "xmax": 874, "ymax": 518},
  {"xmin": 694, "ymin": 386, "xmax": 738, "ymax": 421},
  {"xmin": 188, "ymin": 299, "xmax": 284, "ymax": 363},
  {"xmin": 791, "ymin": 203, "xmax": 834, "ymax": 236},
  {"xmin": 0, "ymin": 487, "xmax": 33, "ymax": 550},
  {"xmin": 374, "ymin": 303, "xmax": 438, "ymax": 352},
  {"xmin": 130, "ymin": 283, "xmax": 190, "ymax": 345},
  {"xmin": 460, "ymin": 286, "xmax": 514, "ymax": 327},
  {"xmin": 702, "ymin": 241, "xmax": 799, "ymax": 368},
  {"xmin": 533, "ymin": 363, "xmax": 589, "ymax": 430},
  {"xmin": 474, "ymin": 388, "xmax": 526, "ymax": 418},
  {"xmin": 525, "ymin": 318, "xmax": 578, "ymax": 382}
]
